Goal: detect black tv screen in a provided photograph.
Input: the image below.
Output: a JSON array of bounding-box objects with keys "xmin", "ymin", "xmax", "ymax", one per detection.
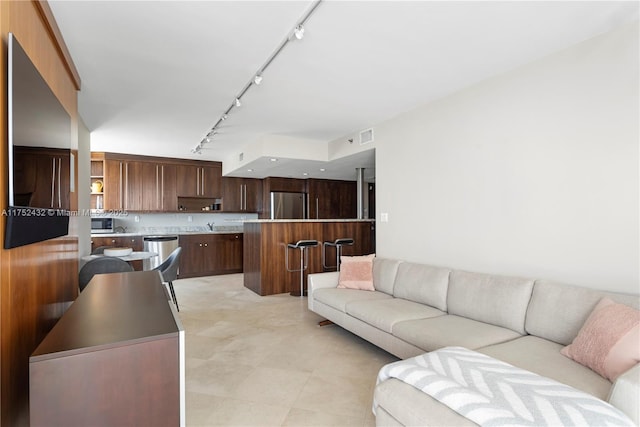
[{"xmin": 4, "ymin": 33, "xmax": 72, "ymax": 249}]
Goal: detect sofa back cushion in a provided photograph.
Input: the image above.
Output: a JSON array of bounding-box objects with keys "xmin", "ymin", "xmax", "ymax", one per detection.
[
  {"xmin": 525, "ymin": 280, "xmax": 640, "ymax": 345},
  {"xmin": 373, "ymin": 258, "xmax": 402, "ymax": 295},
  {"xmin": 447, "ymin": 270, "xmax": 534, "ymax": 334},
  {"xmin": 393, "ymin": 263, "xmax": 450, "ymax": 311}
]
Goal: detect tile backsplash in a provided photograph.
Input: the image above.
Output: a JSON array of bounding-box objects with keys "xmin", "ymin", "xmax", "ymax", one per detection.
[{"xmin": 109, "ymin": 212, "xmax": 257, "ymax": 234}]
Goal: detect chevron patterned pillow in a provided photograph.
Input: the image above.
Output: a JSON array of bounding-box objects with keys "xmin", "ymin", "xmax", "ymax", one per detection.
[{"xmin": 561, "ymin": 297, "xmax": 640, "ymax": 381}]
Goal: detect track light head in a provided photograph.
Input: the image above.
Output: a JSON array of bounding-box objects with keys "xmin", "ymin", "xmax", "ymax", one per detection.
[
  {"xmin": 235, "ymin": 98, "xmax": 242, "ymax": 107},
  {"xmin": 254, "ymin": 74, "xmax": 263, "ymax": 85},
  {"xmin": 221, "ymin": 114, "xmax": 228, "ymax": 121},
  {"xmin": 294, "ymin": 24, "xmax": 305, "ymax": 40}
]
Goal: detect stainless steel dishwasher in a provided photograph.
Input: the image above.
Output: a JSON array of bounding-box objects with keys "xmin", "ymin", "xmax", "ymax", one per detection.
[{"xmin": 143, "ymin": 235, "xmax": 179, "ymax": 270}]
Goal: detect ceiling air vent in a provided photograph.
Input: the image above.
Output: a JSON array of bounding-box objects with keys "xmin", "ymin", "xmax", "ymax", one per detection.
[
  {"xmin": 239, "ymin": 152, "xmax": 244, "ymax": 161},
  {"xmin": 359, "ymin": 128, "xmax": 374, "ymax": 145}
]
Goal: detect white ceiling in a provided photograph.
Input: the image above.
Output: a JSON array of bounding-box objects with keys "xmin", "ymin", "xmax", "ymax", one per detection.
[{"xmin": 48, "ymin": 1, "xmax": 638, "ymax": 181}]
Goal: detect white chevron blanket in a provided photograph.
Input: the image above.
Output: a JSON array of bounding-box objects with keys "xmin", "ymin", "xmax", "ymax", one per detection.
[{"xmin": 376, "ymin": 347, "xmax": 635, "ymax": 427}]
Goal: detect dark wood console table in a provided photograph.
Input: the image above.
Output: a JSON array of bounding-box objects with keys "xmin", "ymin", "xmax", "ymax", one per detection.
[{"xmin": 29, "ymin": 271, "xmax": 184, "ymax": 426}]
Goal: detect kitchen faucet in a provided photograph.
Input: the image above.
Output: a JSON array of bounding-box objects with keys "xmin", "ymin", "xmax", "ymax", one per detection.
[{"xmin": 206, "ymin": 222, "xmax": 214, "ymax": 231}]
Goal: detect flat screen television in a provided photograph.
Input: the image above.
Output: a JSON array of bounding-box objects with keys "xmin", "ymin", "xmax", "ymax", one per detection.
[{"xmin": 4, "ymin": 32, "xmax": 72, "ymax": 249}]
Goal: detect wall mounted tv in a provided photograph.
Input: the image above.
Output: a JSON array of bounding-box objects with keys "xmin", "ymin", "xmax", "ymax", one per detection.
[{"xmin": 4, "ymin": 33, "xmax": 72, "ymax": 249}]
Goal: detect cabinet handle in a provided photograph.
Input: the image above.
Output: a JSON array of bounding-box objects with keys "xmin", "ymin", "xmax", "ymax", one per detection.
[
  {"xmin": 316, "ymin": 197, "xmax": 319, "ymax": 219},
  {"xmin": 161, "ymin": 165, "xmax": 165, "ymax": 210},
  {"xmin": 111, "ymin": 239, "xmax": 116, "ymax": 243},
  {"xmin": 57, "ymin": 157, "xmax": 62, "ymax": 208},
  {"xmin": 204, "ymin": 243, "xmax": 208, "ymax": 247},
  {"xmin": 124, "ymin": 163, "xmax": 129, "ymax": 210},
  {"xmin": 50, "ymin": 157, "xmax": 56, "ymax": 207},
  {"xmin": 197, "ymin": 168, "xmax": 200, "ymax": 196},
  {"xmin": 119, "ymin": 162, "xmax": 123, "ymax": 210},
  {"xmin": 239, "ymin": 185, "xmax": 243, "ymax": 211},
  {"xmin": 244, "ymin": 184, "xmax": 248, "ymax": 210},
  {"xmin": 201, "ymin": 168, "xmax": 205, "ymax": 196}
]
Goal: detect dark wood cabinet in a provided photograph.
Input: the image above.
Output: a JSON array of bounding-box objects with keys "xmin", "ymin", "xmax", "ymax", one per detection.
[
  {"xmin": 103, "ymin": 160, "xmax": 174, "ymax": 212},
  {"xmin": 13, "ymin": 146, "xmax": 70, "ymax": 210},
  {"xmin": 129, "ymin": 162, "xmax": 178, "ymax": 211},
  {"xmin": 178, "ymin": 233, "xmax": 243, "ymax": 278},
  {"xmin": 222, "ymin": 177, "xmax": 262, "ymax": 213},
  {"xmin": 103, "ymin": 158, "xmax": 123, "ymax": 210},
  {"xmin": 176, "ymin": 164, "xmax": 222, "ymax": 198},
  {"xmin": 30, "ymin": 271, "xmax": 184, "ymax": 426},
  {"xmin": 91, "ymin": 235, "xmax": 144, "ymax": 271},
  {"xmin": 213, "ymin": 233, "xmax": 243, "ymax": 271},
  {"xmin": 98, "ymin": 153, "xmax": 218, "ymax": 212},
  {"xmin": 260, "ymin": 177, "xmax": 307, "ymax": 219},
  {"xmin": 307, "ymin": 179, "xmax": 357, "ymax": 219},
  {"xmin": 158, "ymin": 163, "xmax": 178, "ymax": 211}
]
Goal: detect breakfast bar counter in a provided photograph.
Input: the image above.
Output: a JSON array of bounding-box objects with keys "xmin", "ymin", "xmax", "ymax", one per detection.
[{"xmin": 243, "ymin": 219, "xmax": 375, "ymax": 296}]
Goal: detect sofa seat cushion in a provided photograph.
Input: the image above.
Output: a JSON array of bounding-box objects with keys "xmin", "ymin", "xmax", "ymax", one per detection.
[
  {"xmin": 479, "ymin": 335, "xmax": 612, "ymax": 400},
  {"xmin": 346, "ymin": 298, "xmax": 446, "ymax": 334},
  {"xmin": 392, "ymin": 314, "xmax": 522, "ymax": 352},
  {"xmin": 312, "ymin": 288, "xmax": 391, "ymax": 313}
]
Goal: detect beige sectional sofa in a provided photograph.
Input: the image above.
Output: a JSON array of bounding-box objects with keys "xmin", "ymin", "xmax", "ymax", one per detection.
[{"xmin": 307, "ymin": 258, "xmax": 640, "ymax": 426}]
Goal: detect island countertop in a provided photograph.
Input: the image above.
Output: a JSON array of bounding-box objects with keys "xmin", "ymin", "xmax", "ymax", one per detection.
[{"xmin": 243, "ymin": 219, "xmax": 375, "ymax": 223}]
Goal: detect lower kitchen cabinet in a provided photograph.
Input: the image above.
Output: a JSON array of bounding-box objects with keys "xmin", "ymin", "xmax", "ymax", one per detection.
[
  {"xmin": 178, "ymin": 233, "xmax": 243, "ymax": 278},
  {"xmin": 90, "ymin": 235, "xmax": 144, "ymax": 271}
]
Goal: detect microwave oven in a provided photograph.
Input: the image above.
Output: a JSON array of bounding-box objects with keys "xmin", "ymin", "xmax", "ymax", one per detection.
[{"xmin": 91, "ymin": 217, "xmax": 114, "ymax": 233}]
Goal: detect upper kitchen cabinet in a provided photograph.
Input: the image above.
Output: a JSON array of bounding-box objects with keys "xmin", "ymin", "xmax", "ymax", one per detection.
[
  {"xmin": 100, "ymin": 153, "xmax": 179, "ymax": 212},
  {"xmin": 102, "ymin": 158, "xmax": 154, "ymax": 211},
  {"xmin": 157, "ymin": 163, "xmax": 178, "ymax": 211},
  {"xmin": 125, "ymin": 161, "xmax": 178, "ymax": 212},
  {"xmin": 260, "ymin": 177, "xmax": 307, "ymax": 219},
  {"xmin": 176, "ymin": 163, "xmax": 222, "ymax": 198},
  {"xmin": 307, "ymin": 179, "xmax": 357, "ymax": 219},
  {"xmin": 97, "ymin": 153, "xmax": 221, "ymax": 212},
  {"xmin": 222, "ymin": 177, "xmax": 262, "ymax": 213}
]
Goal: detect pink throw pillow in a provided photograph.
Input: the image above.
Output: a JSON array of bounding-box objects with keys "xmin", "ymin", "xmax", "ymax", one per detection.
[
  {"xmin": 337, "ymin": 254, "xmax": 375, "ymax": 291},
  {"xmin": 561, "ymin": 297, "xmax": 640, "ymax": 381}
]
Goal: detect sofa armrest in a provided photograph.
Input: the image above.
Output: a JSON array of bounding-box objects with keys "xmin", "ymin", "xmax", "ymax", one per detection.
[
  {"xmin": 608, "ymin": 363, "xmax": 640, "ymax": 425},
  {"xmin": 307, "ymin": 272, "xmax": 339, "ymax": 311}
]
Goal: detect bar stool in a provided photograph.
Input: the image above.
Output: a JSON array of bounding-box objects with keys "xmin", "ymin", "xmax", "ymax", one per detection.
[
  {"xmin": 322, "ymin": 238, "xmax": 354, "ymax": 271},
  {"xmin": 285, "ymin": 240, "xmax": 319, "ymax": 297}
]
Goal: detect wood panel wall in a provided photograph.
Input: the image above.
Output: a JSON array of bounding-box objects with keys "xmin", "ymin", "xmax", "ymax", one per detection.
[{"xmin": 0, "ymin": 1, "xmax": 81, "ymax": 425}]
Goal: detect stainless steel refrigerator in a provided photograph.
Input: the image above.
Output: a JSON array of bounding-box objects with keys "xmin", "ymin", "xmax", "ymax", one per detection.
[{"xmin": 270, "ymin": 192, "xmax": 306, "ymax": 219}]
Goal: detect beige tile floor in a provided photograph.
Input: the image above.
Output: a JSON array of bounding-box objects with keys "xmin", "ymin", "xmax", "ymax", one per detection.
[{"xmin": 175, "ymin": 274, "xmax": 399, "ymax": 427}]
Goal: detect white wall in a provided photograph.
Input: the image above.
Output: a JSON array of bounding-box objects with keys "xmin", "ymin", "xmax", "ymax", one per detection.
[
  {"xmin": 76, "ymin": 119, "xmax": 92, "ymax": 259},
  {"xmin": 375, "ymin": 21, "xmax": 639, "ymax": 294}
]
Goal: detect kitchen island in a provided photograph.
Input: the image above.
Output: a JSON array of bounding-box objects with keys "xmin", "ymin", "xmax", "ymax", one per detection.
[{"xmin": 243, "ymin": 219, "xmax": 375, "ymax": 296}]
